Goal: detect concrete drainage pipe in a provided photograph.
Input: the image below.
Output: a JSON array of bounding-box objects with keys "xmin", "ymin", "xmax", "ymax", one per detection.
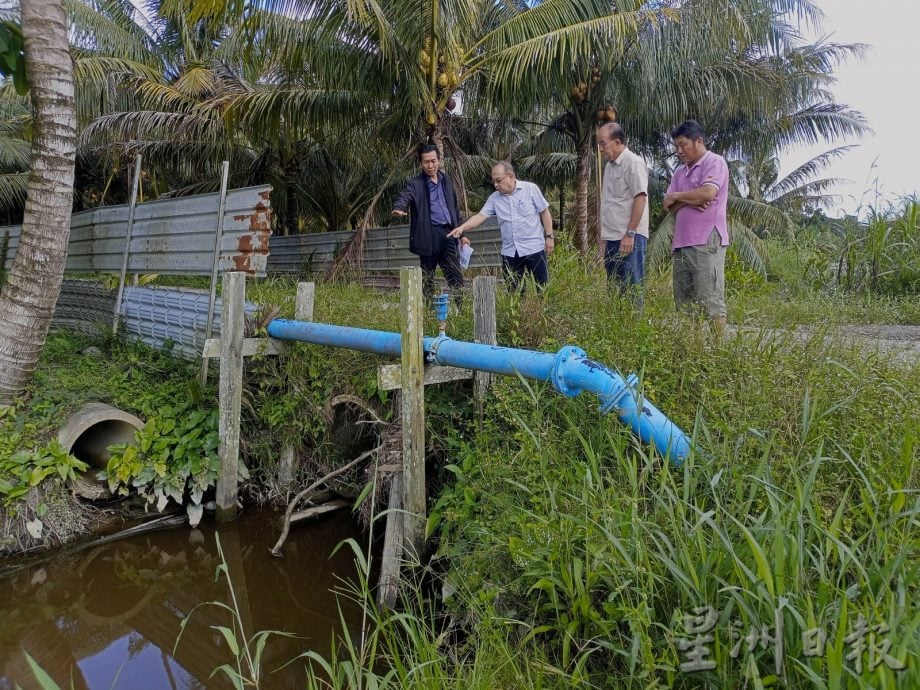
[{"xmin": 58, "ymin": 403, "xmax": 144, "ymax": 499}]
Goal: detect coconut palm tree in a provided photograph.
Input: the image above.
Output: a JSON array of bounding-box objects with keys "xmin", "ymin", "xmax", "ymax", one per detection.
[
  {"xmin": 0, "ymin": 0, "xmax": 77, "ymax": 404},
  {"xmin": 730, "ymin": 144, "xmax": 855, "ymax": 233},
  {"xmin": 227, "ymin": 0, "xmax": 664, "ymax": 269}
]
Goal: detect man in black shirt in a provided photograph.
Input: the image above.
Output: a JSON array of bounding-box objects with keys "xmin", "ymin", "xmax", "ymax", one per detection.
[{"xmin": 392, "ymin": 144, "xmax": 464, "ymax": 301}]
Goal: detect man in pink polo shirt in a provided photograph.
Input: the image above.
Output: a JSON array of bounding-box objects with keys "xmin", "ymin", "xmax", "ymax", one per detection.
[{"xmin": 663, "ymin": 120, "xmax": 730, "ymax": 332}]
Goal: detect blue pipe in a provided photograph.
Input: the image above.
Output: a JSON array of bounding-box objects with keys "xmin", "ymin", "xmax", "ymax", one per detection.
[{"xmin": 267, "ymin": 319, "xmax": 692, "ymax": 464}]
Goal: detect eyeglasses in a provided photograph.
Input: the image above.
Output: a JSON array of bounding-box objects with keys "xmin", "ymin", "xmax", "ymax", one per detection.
[{"xmin": 492, "ymin": 174, "xmax": 509, "ymax": 185}]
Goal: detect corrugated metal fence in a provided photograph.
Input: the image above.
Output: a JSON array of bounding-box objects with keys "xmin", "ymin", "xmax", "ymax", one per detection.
[
  {"xmin": 1, "ymin": 185, "xmax": 272, "ymax": 276},
  {"xmin": 55, "ymin": 280, "xmax": 259, "ymax": 360},
  {"xmin": 267, "ymin": 222, "xmax": 503, "ymax": 275}
]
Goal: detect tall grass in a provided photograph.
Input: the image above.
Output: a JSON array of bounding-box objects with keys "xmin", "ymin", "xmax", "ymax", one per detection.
[{"xmin": 290, "ymin": 244, "xmax": 919, "ymax": 688}]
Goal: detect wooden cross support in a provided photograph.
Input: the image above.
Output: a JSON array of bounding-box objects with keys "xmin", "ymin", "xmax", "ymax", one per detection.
[
  {"xmin": 375, "ymin": 272, "xmax": 496, "ymax": 608},
  {"xmin": 201, "ymin": 273, "xmax": 315, "ymax": 522}
]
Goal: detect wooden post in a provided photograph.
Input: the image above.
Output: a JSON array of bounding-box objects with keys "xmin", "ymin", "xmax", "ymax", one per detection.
[
  {"xmin": 112, "ymin": 153, "xmax": 142, "ymax": 335},
  {"xmin": 473, "ymin": 276, "xmax": 497, "ymax": 413},
  {"xmin": 216, "ymin": 272, "xmax": 245, "ymax": 522},
  {"xmin": 295, "ymin": 282, "xmax": 315, "ymax": 322},
  {"xmin": 399, "ymin": 267, "xmax": 426, "ymax": 558},
  {"xmin": 377, "ymin": 473, "xmax": 403, "ymax": 609},
  {"xmin": 200, "ymin": 160, "xmax": 232, "ymax": 385},
  {"xmin": 279, "ymin": 282, "xmax": 315, "ymax": 487}
]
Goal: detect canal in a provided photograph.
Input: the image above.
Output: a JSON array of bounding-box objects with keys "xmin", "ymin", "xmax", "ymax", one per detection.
[{"xmin": 0, "ymin": 509, "xmax": 365, "ymax": 689}]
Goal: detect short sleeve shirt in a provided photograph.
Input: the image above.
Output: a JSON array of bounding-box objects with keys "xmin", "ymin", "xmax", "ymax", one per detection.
[
  {"xmin": 480, "ymin": 180, "xmax": 550, "ymax": 258},
  {"xmin": 600, "ymin": 147, "xmax": 649, "ymax": 241},
  {"xmin": 667, "ymin": 151, "xmax": 730, "ymax": 249}
]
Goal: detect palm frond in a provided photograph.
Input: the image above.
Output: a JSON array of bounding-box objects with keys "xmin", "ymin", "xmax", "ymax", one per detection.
[
  {"xmin": 729, "ymin": 221, "xmax": 770, "ymax": 275},
  {"xmin": 0, "ymin": 172, "xmax": 27, "ymax": 210},
  {"xmin": 727, "ymin": 195, "xmax": 796, "ymax": 237},
  {"xmin": 766, "ymin": 145, "xmax": 854, "ymax": 198}
]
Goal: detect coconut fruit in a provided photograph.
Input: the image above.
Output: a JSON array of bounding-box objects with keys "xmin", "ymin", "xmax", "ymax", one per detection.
[
  {"xmin": 437, "ymin": 72, "xmax": 448, "ymax": 88},
  {"xmin": 425, "ymin": 113, "xmax": 437, "ymax": 125}
]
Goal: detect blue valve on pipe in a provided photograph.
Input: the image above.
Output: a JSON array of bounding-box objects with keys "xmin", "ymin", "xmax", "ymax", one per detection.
[{"xmin": 434, "ymin": 293, "xmax": 449, "ymax": 336}]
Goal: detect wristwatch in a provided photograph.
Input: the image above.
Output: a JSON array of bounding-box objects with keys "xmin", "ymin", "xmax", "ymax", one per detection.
[
  {"xmin": 544, "ymin": 234, "xmax": 554, "ymax": 239},
  {"xmin": 625, "ymin": 230, "xmax": 637, "ymax": 238}
]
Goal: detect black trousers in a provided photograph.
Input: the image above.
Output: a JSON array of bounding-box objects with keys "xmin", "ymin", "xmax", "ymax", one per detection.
[
  {"xmin": 502, "ymin": 250, "xmax": 548, "ymax": 292},
  {"xmin": 419, "ymin": 224, "xmax": 464, "ymax": 302}
]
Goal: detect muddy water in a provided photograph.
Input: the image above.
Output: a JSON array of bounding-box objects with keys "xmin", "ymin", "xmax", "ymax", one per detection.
[{"xmin": 0, "ymin": 509, "xmax": 366, "ymax": 690}]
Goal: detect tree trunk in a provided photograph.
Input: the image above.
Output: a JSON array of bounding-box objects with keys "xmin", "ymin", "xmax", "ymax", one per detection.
[
  {"xmin": 558, "ymin": 185, "xmax": 566, "ymax": 230},
  {"xmin": 0, "ymin": 0, "xmax": 76, "ymax": 404},
  {"xmin": 573, "ymin": 138, "xmax": 591, "ymax": 253}
]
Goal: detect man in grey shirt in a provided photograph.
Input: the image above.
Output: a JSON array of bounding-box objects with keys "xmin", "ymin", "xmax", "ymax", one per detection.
[
  {"xmin": 597, "ymin": 123, "xmax": 649, "ymax": 307},
  {"xmin": 449, "ymin": 162, "xmax": 554, "ymax": 290}
]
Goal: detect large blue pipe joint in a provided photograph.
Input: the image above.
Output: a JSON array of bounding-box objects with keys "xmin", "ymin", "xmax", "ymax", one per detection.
[{"xmin": 266, "ymin": 318, "xmax": 692, "ymax": 464}]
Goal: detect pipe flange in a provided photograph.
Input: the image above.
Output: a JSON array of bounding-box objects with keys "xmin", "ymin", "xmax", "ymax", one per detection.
[
  {"xmin": 550, "ymin": 345, "xmax": 587, "ymax": 397},
  {"xmin": 427, "ymin": 335, "xmax": 451, "ymax": 364}
]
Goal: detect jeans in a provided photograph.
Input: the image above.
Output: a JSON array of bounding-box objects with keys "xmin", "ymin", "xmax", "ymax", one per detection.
[{"xmin": 604, "ymin": 235, "xmax": 647, "ymax": 308}]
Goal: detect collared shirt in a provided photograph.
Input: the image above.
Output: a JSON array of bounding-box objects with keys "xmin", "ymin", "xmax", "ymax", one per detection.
[
  {"xmin": 667, "ymin": 150, "xmax": 730, "ymax": 249},
  {"xmin": 426, "ymin": 174, "xmax": 452, "ymax": 226},
  {"xmin": 600, "ymin": 147, "xmax": 649, "ymax": 241},
  {"xmin": 480, "ymin": 180, "xmax": 550, "ymax": 258}
]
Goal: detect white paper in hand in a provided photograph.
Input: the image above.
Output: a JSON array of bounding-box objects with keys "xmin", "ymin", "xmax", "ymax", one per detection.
[{"xmin": 458, "ymin": 242, "xmax": 474, "ymax": 269}]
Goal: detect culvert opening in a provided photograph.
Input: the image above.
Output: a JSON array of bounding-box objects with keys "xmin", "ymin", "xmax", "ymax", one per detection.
[
  {"xmin": 70, "ymin": 419, "xmax": 142, "ymax": 467},
  {"xmin": 58, "ymin": 403, "xmax": 145, "ymax": 470}
]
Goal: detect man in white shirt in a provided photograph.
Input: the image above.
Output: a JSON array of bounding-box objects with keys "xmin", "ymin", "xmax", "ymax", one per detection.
[
  {"xmin": 597, "ymin": 122, "xmax": 649, "ymax": 307},
  {"xmin": 449, "ymin": 162, "xmax": 554, "ymax": 290}
]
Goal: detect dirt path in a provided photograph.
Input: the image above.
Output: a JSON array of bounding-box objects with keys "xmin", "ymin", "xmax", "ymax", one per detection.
[
  {"xmin": 833, "ymin": 325, "xmax": 920, "ymax": 364},
  {"xmin": 731, "ymin": 325, "xmax": 920, "ymax": 367}
]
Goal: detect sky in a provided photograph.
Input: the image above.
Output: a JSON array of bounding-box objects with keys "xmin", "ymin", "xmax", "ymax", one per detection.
[{"xmin": 782, "ymin": 0, "xmax": 920, "ymax": 216}]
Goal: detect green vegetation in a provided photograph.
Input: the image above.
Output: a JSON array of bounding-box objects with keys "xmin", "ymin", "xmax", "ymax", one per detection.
[
  {"xmin": 0, "ymin": 439, "xmax": 87, "ymax": 505},
  {"xmin": 4, "ymin": 231, "xmax": 919, "ymax": 686},
  {"xmin": 105, "ymin": 402, "xmax": 225, "ymax": 526},
  {"xmin": 292, "ymin": 254, "xmax": 918, "ymax": 688},
  {"xmin": 0, "ymin": 332, "xmax": 208, "ymax": 550}
]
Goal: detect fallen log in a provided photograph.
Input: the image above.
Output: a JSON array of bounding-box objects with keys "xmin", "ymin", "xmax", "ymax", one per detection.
[
  {"xmin": 290, "ymin": 498, "xmax": 349, "ymax": 525},
  {"xmin": 0, "ymin": 513, "xmax": 186, "ymax": 578}
]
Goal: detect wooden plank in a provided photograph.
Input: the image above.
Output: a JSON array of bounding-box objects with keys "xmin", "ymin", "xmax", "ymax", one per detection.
[
  {"xmin": 399, "ymin": 267, "xmax": 426, "ymax": 558},
  {"xmin": 377, "ymin": 363, "xmax": 473, "ymax": 391},
  {"xmin": 377, "ymin": 473, "xmax": 403, "ymax": 609},
  {"xmin": 216, "ymin": 272, "xmax": 245, "ymax": 522},
  {"xmin": 202, "ymin": 337, "xmax": 285, "ymax": 359},
  {"xmin": 473, "ymin": 276, "xmax": 498, "ymax": 410}
]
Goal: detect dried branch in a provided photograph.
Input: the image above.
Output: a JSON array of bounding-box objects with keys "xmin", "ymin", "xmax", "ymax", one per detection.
[{"xmin": 269, "ymin": 447, "xmax": 377, "ymax": 557}]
